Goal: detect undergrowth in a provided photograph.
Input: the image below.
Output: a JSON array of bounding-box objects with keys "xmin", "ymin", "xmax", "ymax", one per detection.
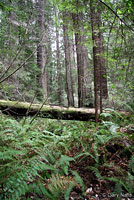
[{"xmin": 0, "ymin": 110, "xmax": 134, "ymax": 199}]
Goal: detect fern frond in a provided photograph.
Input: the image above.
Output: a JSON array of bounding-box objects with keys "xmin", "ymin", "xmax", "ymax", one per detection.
[
  {"xmin": 71, "ymin": 170, "xmax": 85, "ymax": 193},
  {"xmin": 47, "ymin": 174, "xmax": 77, "ymax": 199}
]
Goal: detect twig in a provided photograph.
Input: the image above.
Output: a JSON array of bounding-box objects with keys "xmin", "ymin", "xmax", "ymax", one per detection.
[
  {"xmin": 99, "ymin": 0, "xmax": 134, "ymax": 32},
  {"xmin": 22, "ymin": 94, "xmax": 37, "ymax": 126},
  {"xmin": 29, "ymin": 96, "xmax": 49, "ymax": 124},
  {"xmin": 0, "ymin": 37, "xmax": 43, "ymax": 84},
  {"xmin": 0, "ymin": 46, "xmax": 22, "ymax": 80},
  {"xmin": 0, "ymin": 49, "xmax": 36, "ymax": 84}
]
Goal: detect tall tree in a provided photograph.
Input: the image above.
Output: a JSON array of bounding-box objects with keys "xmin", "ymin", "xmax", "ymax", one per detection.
[
  {"xmin": 82, "ymin": 44, "xmax": 93, "ymax": 107},
  {"xmin": 54, "ymin": 6, "xmax": 62, "ymax": 105},
  {"xmin": 72, "ymin": 12, "xmax": 85, "ymax": 108},
  {"xmin": 63, "ymin": 12, "xmax": 74, "ymax": 107},
  {"xmin": 37, "ymin": 0, "xmax": 47, "ymax": 100},
  {"xmin": 90, "ymin": 0, "xmax": 108, "ymax": 122},
  {"xmin": 98, "ymin": 6, "xmax": 108, "ymax": 100},
  {"xmin": 72, "ymin": 1, "xmax": 93, "ymax": 108}
]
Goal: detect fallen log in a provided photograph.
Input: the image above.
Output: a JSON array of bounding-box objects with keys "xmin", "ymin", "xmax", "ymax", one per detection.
[{"xmin": 0, "ymin": 100, "xmax": 96, "ymax": 121}]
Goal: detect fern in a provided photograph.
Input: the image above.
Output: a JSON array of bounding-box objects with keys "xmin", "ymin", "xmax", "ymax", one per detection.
[
  {"xmin": 58, "ymin": 155, "xmax": 75, "ymax": 175},
  {"xmin": 47, "ymin": 174, "xmax": 77, "ymax": 200},
  {"xmin": 128, "ymin": 155, "xmax": 134, "ymax": 173},
  {"xmin": 102, "ymin": 108, "xmax": 124, "ymax": 124},
  {"xmin": 71, "ymin": 170, "xmax": 85, "ymax": 193},
  {"xmin": 0, "ymin": 115, "xmax": 82, "ymax": 199},
  {"xmin": 122, "ymin": 102, "xmax": 134, "ymax": 113},
  {"xmin": 0, "ymin": 113, "xmax": 134, "ymax": 199}
]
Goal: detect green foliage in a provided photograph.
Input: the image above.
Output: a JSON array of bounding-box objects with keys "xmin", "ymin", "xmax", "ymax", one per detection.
[
  {"xmin": 0, "ymin": 111, "xmax": 134, "ymax": 199},
  {"xmin": 0, "ymin": 1, "xmax": 12, "ymax": 12},
  {"xmin": 0, "ymin": 116, "xmax": 55, "ymax": 199},
  {"xmin": 47, "ymin": 174, "xmax": 77, "ymax": 200},
  {"xmin": 101, "ymin": 108, "xmax": 124, "ymax": 123},
  {"xmin": 71, "ymin": 170, "xmax": 85, "ymax": 193},
  {"xmin": 0, "ymin": 115, "xmax": 86, "ymax": 199},
  {"xmin": 0, "ymin": 0, "xmax": 133, "ymax": 106}
]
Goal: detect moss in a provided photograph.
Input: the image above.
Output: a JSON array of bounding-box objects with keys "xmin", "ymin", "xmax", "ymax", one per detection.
[{"xmin": 0, "ymin": 99, "xmax": 95, "ymax": 121}]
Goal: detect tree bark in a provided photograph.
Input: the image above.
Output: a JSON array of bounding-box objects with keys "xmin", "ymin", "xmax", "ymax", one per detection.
[
  {"xmin": 0, "ymin": 99, "xmax": 96, "ymax": 121},
  {"xmin": 55, "ymin": 6, "xmax": 62, "ymax": 105},
  {"xmin": 98, "ymin": 8, "xmax": 108, "ymax": 99},
  {"xmin": 63, "ymin": 12, "xmax": 74, "ymax": 107},
  {"xmin": 37, "ymin": 0, "xmax": 47, "ymax": 100},
  {"xmin": 90, "ymin": 0, "xmax": 108, "ymax": 122},
  {"xmin": 82, "ymin": 44, "xmax": 93, "ymax": 107},
  {"xmin": 90, "ymin": 0, "xmax": 100, "ymax": 123},
  {"xmin": 72, "ymin": 13, "xmax": 85, "ymax": 108}
]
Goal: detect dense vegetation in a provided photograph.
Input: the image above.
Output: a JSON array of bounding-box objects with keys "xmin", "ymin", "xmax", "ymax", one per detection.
[
  {"xmin": 0, "ymin": 0, "xmax": 134, "ymax": 199},
  {"xmin": 0, "ymin": 0, "xmax": 134, "ymax": 110},
  {"xmin": 0, "ymin": 110, "xmax": 134, "ymax": 199}
]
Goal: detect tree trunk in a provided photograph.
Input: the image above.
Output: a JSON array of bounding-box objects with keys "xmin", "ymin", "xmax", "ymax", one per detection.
[
  {"xmin": 0, "ymin": 99, "xmax": 96, "ymax": 121},
  {"xmin": 72, "ymin": 13, "xmax": 85, "ymax": 108},
  {"xmin": 63, "ymin": 12, "xmax": 74, "ymax": 107},
  {"xmin": 90, "ymin": 0, "xmax": 100, "ymax": 123},
  {"xmin": 90, "ymin": 0, "xmax": 108, "ymax": 121},
  {"xmin": 55, "ymin": 6, "xmax": 62, "ymax": 105},
  {"xmin": 82, "ymin": 44, "xmax": 93, "ymax": 107},
  {"xmin": 98, "ymin": 8, "xmax": 108, "ymax": 99},
  {"xmin": 46, "ymin": 39, "xmax": 53, "ymax": 96},
  {"xmin": 37, "ymin": 0, "xmax": 47, "ymax": 100}
]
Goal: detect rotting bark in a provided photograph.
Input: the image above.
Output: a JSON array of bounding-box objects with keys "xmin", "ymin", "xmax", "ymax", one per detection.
[
  {"xmin": 0, "ymin": 100, "xmax": 129, "ymax": 121},
  {"xmin": 0, "ymin": 100, "xmax": 96, "ymax": 121}
]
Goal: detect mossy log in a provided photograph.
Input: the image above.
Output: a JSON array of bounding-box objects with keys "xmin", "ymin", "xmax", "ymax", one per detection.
[{"xmin": 0, "ymin": 100, "xmax": 96, "ymax": 121}]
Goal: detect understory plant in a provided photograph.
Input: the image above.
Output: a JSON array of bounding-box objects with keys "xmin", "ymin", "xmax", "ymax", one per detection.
[
  {"xmin": 0, "ymin": 114, "xmax": 86, "ymax": 199},
  {"xmin": 0, "ymin": 110, "xmax": 134, "ymax": 199}
]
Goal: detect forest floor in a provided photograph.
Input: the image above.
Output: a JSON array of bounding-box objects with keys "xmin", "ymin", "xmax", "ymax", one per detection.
[
  {"xmin": 67, "ymin": 146, "xmax": 132, "ymax": 200},
  {"xmin": 0, "ymin": 113, "xmax": 134, "ymax": 200}
]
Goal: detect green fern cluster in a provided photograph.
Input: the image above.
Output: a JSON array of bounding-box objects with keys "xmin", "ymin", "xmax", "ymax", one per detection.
[
  {"xmin": 0, "ymin": 117, "xmax": 54, "ymax": 199},
  {"xmin": 0, "ymin": 115, "xmax": 86, "ymax": 199},
  {"xmin": 0, "ymin": 111, "xmax": 134, "ymax": 199}
]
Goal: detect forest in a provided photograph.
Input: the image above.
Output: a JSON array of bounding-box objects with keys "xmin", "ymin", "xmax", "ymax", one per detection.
[{"xmin": 0, "ymin": 0, "xmax": 134, "ymax": 199}]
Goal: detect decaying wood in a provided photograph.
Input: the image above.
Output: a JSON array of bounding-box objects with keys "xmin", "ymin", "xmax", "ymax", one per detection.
[{"xmin": 0, "ymin": 100, "xmax": 96, "ymax": 121}]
